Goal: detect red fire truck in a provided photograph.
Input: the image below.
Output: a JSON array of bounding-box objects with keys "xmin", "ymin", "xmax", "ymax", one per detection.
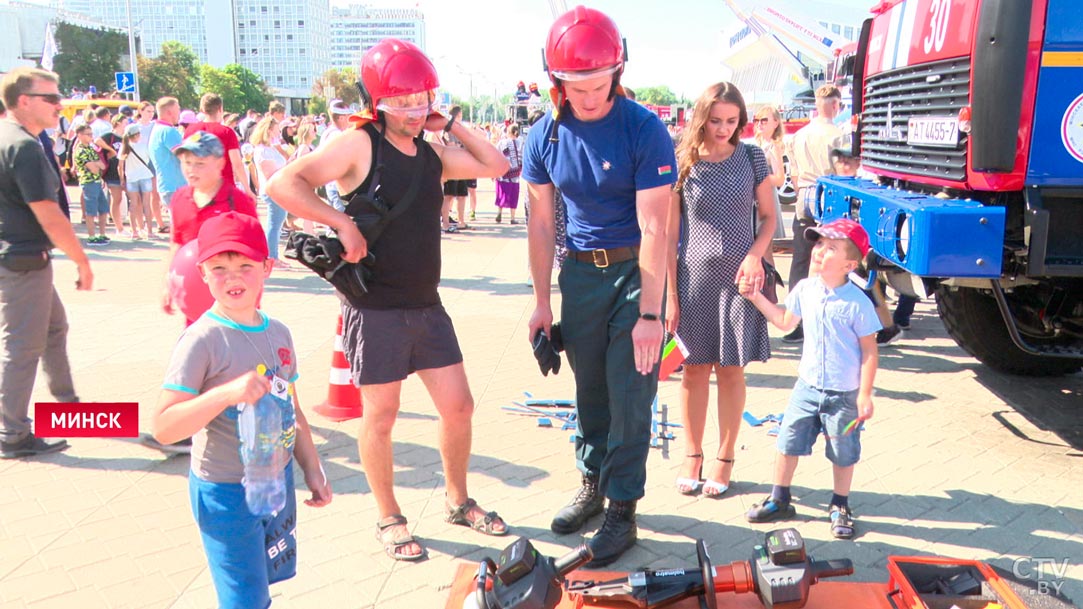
[{"xmin": 817, "ymin": 0, "xmax": 1083, "ymax": 375}]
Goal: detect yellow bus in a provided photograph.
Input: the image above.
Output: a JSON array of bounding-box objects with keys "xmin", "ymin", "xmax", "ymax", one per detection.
[{"xmin": 60, "ymin": 99, "xmax": 134, "ymax": 123}]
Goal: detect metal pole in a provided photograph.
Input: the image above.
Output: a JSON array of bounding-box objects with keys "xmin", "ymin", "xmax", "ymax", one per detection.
[{"xmin": 125, "ymin": 0, "xmax": 140, "ymax": 101}]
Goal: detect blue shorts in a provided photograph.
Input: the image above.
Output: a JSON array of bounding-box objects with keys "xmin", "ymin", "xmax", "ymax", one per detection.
[
  {"xmin": 188, "ymin": 462, "xmax": 297, "ymax": 609},
  {"xmin": 82, "ymin": 181, "xmax": 108, "ymax": 217},
  {"xmin": 776, "ymin": 378, "xmax": 862, "ymax": 466},
  {"xmin": 126, "ymin": 177, "xmax": 154, "ymax": 193}
]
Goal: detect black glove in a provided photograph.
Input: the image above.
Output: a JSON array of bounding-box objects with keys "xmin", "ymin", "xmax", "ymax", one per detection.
[
  {"xmin": 532, "ymin": 328, "xmax": 562, "ymax": 377},
  {"xmin": 549, "ymin": 322, "xmax": 564, "ymax": 353}
]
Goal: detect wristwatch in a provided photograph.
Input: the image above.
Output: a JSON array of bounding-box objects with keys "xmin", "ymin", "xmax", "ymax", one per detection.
[{"xmin": 639, "ymin": 313, "xmax": 660, "ymax": 321}]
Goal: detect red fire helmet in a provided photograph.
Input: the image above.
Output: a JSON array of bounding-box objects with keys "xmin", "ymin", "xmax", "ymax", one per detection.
[
  {"xmin": 544, "ymin": 6, "xmax": 625, "ymax": 83},
  {"xmin": 359, "ymin": 38, "xmax": 439, "ymax": 107}
]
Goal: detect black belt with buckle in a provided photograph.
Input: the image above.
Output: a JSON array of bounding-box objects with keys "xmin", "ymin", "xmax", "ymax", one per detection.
[{"xmin": 570, "ymin": 246, "xmax": 639, "ymax": 268}]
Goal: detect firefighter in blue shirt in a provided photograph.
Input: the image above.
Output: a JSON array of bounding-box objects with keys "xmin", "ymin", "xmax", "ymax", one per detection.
[{"xmin": 521, "ymin": 6, "xmax": 676, "ymax": 567}]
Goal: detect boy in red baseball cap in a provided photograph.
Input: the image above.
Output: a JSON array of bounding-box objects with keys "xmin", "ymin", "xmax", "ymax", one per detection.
[
  {"xmin": 151, "ymin": 211, "xmax": 331, "ymax": 609},
  {"xmin": 739, "ymin": 218, "xmax": 880, "ymax": 540}
]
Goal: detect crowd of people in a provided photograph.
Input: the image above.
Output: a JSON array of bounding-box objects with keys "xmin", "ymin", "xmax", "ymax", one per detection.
[{"xmin": 0, "ymin": 6, "xmax": 922, "ymax": 608}]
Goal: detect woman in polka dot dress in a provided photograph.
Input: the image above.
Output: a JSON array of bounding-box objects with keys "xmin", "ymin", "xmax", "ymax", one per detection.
[{"xmin": 665, "ymin": 82, "xmax": 778, "ymax": 498}]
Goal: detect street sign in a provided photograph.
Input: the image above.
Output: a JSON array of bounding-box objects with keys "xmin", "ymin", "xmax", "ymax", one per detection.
[{"xmin": 115, "ymin": 72, "xmax": 136, "ymax": 94}]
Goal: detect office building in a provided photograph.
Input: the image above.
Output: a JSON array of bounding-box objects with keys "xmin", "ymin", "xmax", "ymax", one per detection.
[
  {"xmin": 51, "ymin": 0, "xmax": 331, "ymax": 101},
  {"xmin": 329, "ymin": 4, "xmax": 425, "ymax": 71}
]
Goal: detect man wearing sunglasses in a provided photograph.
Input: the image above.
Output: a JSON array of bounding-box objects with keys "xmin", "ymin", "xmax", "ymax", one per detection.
[
  {"xmin": 268, "ymin": 38, "xmax": 509, "ymax": 562},
  {"xmin": 0, "ymin": 67, "xmax": 94, "ymax": 459}
]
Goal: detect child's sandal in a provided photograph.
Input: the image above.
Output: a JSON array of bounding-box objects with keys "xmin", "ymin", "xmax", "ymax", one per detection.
[{"xmin": 829, "ymin": 505, "xmax": 855, "ymax": 539}]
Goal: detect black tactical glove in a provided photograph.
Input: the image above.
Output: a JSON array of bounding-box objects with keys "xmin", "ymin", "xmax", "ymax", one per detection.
[{"xmin": 532, "ymin": 328, "xmax": 562, "ymax": 377}]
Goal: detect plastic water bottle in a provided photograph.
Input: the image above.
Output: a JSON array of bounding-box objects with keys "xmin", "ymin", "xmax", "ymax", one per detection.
[{"xmin": 237, "ymin": 392, "xmax": 288, "ymax": 516}]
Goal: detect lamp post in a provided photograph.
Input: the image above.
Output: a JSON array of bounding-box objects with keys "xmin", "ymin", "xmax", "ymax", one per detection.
[{"xmin": 124, "ymin": 0, "xmax": 140, "ymax": 101}]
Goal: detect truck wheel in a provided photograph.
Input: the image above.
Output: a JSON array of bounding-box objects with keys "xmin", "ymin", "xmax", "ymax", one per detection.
[{"xmin": 935, "ymin": 286, "xmax": 1082, "ymax": 376}]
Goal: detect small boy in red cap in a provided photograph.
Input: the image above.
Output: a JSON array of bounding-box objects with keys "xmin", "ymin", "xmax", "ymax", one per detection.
[
  {"xmin": 151, "ymin": 212, "xmax": 331, "ymax": 608},
  {"xmin": 739, "ymin": 218, "xmax": 880, "ymax": 539}
]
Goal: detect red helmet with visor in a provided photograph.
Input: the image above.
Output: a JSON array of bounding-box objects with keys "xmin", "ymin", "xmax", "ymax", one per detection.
[
  {"xmin": 359, "ymin": 39, "xmax": 439, "ymax": 115},
  {"xmin": 544, "ymin": 6, "xmax": 625, "ymax": 83}
]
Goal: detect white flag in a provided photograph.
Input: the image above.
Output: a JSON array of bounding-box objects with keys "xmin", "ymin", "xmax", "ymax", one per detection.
[{"xmin": 41, "ymin": 22, "xmax": 58, "ymax": 72}]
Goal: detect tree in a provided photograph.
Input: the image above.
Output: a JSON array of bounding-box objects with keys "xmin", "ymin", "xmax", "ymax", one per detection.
[
  {"xmin": 223, "ymin": 64, "xmax": 273, "ymax": 113},
  {"xmin": 311, "ymin": 67, "xmax": 360, "ymax": 111},
  {"xmin": 199, "ymin": 65, "xmax": 242, "ymax": 112},
  {"xmin": 636, "ymin": 85, "xmax": 680, "ymax": 106},
  {"xmin": 138, "ymin": 41, "xmax": 200, "ymax": 108},
  {"xmin": 51, "ymin": 23, "xmax": 128, "ymax": 94}
]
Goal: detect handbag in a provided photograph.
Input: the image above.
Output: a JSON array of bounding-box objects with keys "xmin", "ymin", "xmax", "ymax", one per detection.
[
  {"xmin": 743, "ymin": 143, "xmax": 784, "ymax": 303},
  {"xmin": 500, "ymin": 139, "xmax": 522, "ymax": 181}
]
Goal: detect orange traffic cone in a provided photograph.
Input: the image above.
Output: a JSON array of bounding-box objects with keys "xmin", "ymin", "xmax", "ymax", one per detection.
[{"xmin": 314, "ymin": 315, "xmax": 363, "ymax": 421}]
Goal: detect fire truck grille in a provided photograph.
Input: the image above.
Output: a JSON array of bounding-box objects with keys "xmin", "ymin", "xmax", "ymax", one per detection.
[{"xmin": 860, "ymin": 58, "xmax": 971, "ymax": 182}]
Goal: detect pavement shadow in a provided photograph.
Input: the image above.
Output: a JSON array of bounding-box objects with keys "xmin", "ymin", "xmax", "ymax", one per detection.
[
  {"xmin": 300, "ymin": 429, "xmax": 549, "ymax": 497},
  {"xmin": 971, "ymin": 366, "xmax": 1083, "ymax": 452},
  {"xmin": 631, "ymin": 487, "xmax": 1082, "ymax": 604}
]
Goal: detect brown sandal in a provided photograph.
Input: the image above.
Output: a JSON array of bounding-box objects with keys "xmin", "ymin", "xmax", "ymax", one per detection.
[
  {"xmin": 376, "ymin": 514, "xmax": 426, "ymax": 562},
  {"xmin": 446, "ymin": 498, "xmax": 508, "ymax": 536}
]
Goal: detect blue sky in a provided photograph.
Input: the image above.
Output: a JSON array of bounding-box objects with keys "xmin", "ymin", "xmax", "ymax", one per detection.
[{"xmin": 349, "ymin": 0, "xmax": 879, "ymax": 100}]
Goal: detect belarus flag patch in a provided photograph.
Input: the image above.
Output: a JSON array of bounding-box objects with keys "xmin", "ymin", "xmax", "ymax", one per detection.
[{"xmin": 658, "ymin": 165, "xmax": 673, "ymax": 176}]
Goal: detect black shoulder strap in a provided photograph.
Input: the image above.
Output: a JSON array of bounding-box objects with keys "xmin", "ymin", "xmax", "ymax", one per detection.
[{"xmin": 355, "ymin": 124, "xmax": 426, "ymax": 246}]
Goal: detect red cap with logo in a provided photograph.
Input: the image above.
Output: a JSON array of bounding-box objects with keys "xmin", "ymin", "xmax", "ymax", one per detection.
[
  {"xmin": 804, "ymin": 218, "xmax": 871, "ymax": 257},
  {"xmin": 197, "ymin": 211, "xmax": 269, "ymax": 263}
]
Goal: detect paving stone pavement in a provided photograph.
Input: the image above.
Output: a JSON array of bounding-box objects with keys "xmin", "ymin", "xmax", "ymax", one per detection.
[{"xmin": 1, "ymin": 194, "xmax": 1081, "ymax": 609}]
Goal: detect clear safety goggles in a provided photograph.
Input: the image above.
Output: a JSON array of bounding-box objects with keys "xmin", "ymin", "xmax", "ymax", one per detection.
[
  {"xmin": 376, "ymin": 90, "xmax": 437, "ymax": 119},
  {"xmin": 550, "ymin": 63, "xmax": 621, "ymax": 82}
]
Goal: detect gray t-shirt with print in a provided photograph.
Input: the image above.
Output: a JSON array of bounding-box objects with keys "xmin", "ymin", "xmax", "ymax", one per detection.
[{"xmin": 163, "ymin": 311, "xmax": 299, "ymax": 483}]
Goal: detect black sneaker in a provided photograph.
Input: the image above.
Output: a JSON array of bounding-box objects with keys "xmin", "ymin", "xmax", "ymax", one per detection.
[
  {"xmin": 0, "ymin": 434, "xmax": 69, "ymax": 459},
  {"xmin": 781, "ymin": 325, "xmax": 803, "ymax": 344},
  {"xmin": 877, "ymin": 325, "xmax": 902, "ymax": 346}
]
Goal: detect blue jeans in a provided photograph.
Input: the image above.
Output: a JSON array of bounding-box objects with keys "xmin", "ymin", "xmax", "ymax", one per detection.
[
  {"xmin": 82, "ymin": 181, "xmax": 108, "ymax": 217},
  {"xmin": 777, "ymin": 378, "xmax": 862, "ymax": 466},
  {"xmin": 261, "ymin": 194, "xmax": 287, "ymax": 260},
  {"xmin": 325, "ymin": 182, "xmax": 345, "ymax": 213}
]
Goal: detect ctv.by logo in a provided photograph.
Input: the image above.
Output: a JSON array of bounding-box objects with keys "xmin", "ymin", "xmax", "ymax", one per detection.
[{"xmin": 1011, "ymin": 557, "xmax": 1070, "ymax": 596}]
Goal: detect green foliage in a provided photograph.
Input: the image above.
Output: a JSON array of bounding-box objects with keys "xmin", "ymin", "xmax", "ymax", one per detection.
[
  {"xmin": 310, "ymin": 68, "xmax": 359, "ymax": 113},
  {"xmin": 199, "ymin": 65, "xmax": 242, "ymax": 111},
  {"xmin": 138, "ymin": 41, "xmax": 200, "ymax": 108},
  {"xmin": 636, "ymin": 85, "xmax": 681, "ymax": 106},
  {"xmin": 223, "ymin": 64, "xmax": 273, "ymax": 112},
  {"xmin": 51, "ymin": 22, "xmax": 128, "ymax": 93}
]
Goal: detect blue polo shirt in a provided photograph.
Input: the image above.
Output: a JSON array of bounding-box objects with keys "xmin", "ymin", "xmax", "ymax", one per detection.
[
  {"xmin": 148, "ymin": 120, "xmax": 184, "ymax": 196},
  {"xmin": 522, "ymin": 96, "xmax": 676, "ymax": 251},
  {"xmin": 786, "ymin": 277, "xmax": 882, "ymax": 392}
]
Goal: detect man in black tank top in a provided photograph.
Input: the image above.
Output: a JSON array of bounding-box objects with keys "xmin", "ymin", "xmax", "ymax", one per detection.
[{"xmin": 266, "ymin": 39, "xmax": 510, "ymax": 562}]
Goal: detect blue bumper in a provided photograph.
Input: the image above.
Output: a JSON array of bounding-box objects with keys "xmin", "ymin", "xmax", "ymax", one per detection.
[{"xmin": 816, "ymin": 176, "xmax": 1006, "ymax": 278}]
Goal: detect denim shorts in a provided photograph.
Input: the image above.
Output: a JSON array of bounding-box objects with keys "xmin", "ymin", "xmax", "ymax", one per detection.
[
  {"xmin": 82, "ymin": 181, "xmax": 108, "ymax": 217},
  {"xmin": 776, "ymin": 378, "xmax": 862, "ymax": 466},
  {"xmin": 126, "ymin": 177, "xmax": 154, "ymax": 193},
  {"xmin": 188, "ymin": 462, "xmax": 297, "ymax": 609},
  {"xmin": 341, "ymin": 304, "xmax": 463, "ymax": 385}
]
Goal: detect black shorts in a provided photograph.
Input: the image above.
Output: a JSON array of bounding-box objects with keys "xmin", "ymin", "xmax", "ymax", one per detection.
[
  {"xmin": 466, "ymin": 179, "xmax": 477, "ymax": 189},
  {"xmin": 340, "ymin": 304, "xmax": 463, "ymax": 385},
  {"xmin": 443, "ymin": 180, "xmax": 469, "ymax": 197}
]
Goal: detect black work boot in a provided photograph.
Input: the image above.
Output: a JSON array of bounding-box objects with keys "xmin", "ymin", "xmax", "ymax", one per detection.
[
  {"xmin": 585, "ymin": 499, "xmax": 637, "ymax": 568},
  {"xmin": 551, "ymin": 473, "xmax": 604, "ymax": 534}
]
